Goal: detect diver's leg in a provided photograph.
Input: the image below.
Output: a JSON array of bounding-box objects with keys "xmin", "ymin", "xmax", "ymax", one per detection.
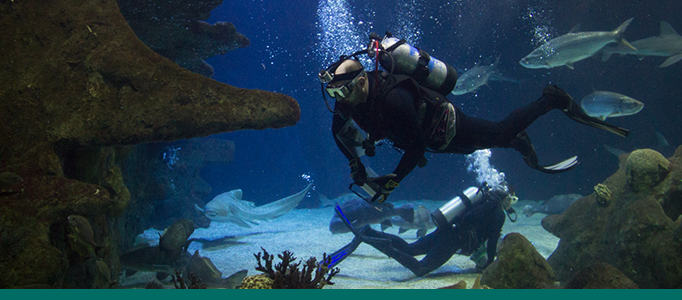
[{"xmin": 509, "ymin": 130, "xmax": 579, "ymax": 173}]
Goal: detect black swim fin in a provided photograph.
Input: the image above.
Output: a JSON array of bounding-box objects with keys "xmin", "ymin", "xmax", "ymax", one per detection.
[{"xmin": 511, "ymin": 131, "xmax": 580, "ymax": 174}]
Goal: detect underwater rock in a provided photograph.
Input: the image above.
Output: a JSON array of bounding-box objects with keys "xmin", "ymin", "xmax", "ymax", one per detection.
[
  {"xmin": 117, "ymin": 0, "xmax": 249, "ymax": 77},
  {"xmin": 564, "ymin": 262, "xmax": 638, "ymax": 289},
  {"xmin": 546, "ymin": 145, "xmax": 682, "ymax": 288},
  {"xmin": 0, "ymin": 0, "xmax": 298, "ymax": 288},
  {"xmin": 626, "ymin": 149, "xmax": 670, "ymax": 192},
  {"xmin": 481, "ymin": 232, "xmax": 554, "ymax": 289}
]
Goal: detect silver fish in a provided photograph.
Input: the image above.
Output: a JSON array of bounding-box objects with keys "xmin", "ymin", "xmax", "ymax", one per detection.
[
  {"xmin": 602, "ymin": 21, "xmax": 682, "ymax": 68},
  {"xmin": 523, "ymin": 194, "xmax": 583, "ymax": 217},
  {"xmin": 520, "ymin": 18, "xmax": 636, "ymax": 69},
  {"xmin": 580, "ymin": 91, "xmax": 644, "ymax": 120},
  {"xmin": 451, "ymin": 56, "xmax": 501, "ymax": 95},
  {"xmin": 195, "ymin": 183, "xmax": 313, "ymax": 227}
]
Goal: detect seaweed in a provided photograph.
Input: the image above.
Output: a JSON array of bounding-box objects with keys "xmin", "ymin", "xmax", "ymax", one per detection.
[{"xmin": 253, "ymin": 247, "xmax": 340, "ymax": 289}]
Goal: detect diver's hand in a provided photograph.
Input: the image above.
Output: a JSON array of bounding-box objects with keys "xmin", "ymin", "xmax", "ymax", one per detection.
[
  {"xmin": 369, "ymin": 174, "xmax": 399, "ymax": 203},
  {"xmin": 349, "ymin": 158, "xmax": 368, "ymax": 185}
]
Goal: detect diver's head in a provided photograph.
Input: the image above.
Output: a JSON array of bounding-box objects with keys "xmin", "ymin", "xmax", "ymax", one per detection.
[
  {"xmin": 489, "ymin": 185, "xmax": 517, "ymax": 211},
  {"xmin": 324, "ymin": 59, "xmax": 368, "ymax": 106}
]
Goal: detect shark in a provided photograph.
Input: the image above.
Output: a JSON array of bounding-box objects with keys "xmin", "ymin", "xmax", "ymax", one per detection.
[
  {"xmin": 195, "ymin": 183, "xmax": 313, "ymax": 227},
  {"xmin": 520, "ymin": 18, "xmax": 636, "ymax": 69},
  {"xmin": 601, "ymin": 21, "xmax": 682, "ymax": 67},
  {"xmin": 451, "ymin": 56, "xmax": 502, "ymax": 95}
]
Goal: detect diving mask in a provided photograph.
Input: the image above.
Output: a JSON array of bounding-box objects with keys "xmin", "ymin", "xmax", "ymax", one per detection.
[{"xmin": 321, "ymin": 70, "xmax": 366, "ymax": 99}]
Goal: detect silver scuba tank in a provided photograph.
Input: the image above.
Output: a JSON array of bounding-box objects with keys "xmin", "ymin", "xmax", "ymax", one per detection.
[
  {"xmin": 431, "ymin": 186, "xmax": 484, "ymax": 229},
  {"xmin": 378, "ymin": 37, "xmax": 458, "ymax": 95}
]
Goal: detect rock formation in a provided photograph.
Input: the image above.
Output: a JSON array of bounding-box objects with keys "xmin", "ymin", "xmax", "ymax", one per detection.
[
  {"xmin": 480, "ymin": 232, "xmax": 555, "ymax": 289},
  {"xmin": 543, "ymin": 147, "xmax": 682, "ymax": 288},
  {"xmin": 0, "ymin": 0, "xmax": 298, "ymax": 288}
]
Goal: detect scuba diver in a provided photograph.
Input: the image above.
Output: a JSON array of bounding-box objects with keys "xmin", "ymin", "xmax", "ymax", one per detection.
[
  {"xmin": 320, "ymin": 32, "xmax": 630, "ymax": 203},
  {"xmin": 328, "ymin": 183, "xmax": 518, "ymax": 277}
]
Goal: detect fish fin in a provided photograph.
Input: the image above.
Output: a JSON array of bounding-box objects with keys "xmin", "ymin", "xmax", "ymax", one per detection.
[
  {"xmin": 659, "ymin": 21, "xmax": 679, "ymax": 36},
  {"xmin": 398, "ymin": 227, "xmax": 408, "ymax": 234},
  {"xmin": 659, "ymin": 54, "xmax": 682, "ymax": 68},
  {"xmin": 194, "ymin": 204, "xmax": 205, "ymax": 213},
  {"xmin": 620, "ymin": 38, "xmax": 637, "ymax": 51},
  {"xmin": 227, "ymin": 217, "xmax": 253, "ymax": 228},
  {"xmin": 601, "ymin": 51, "xmax": 613, "ymax": 62},
  {"xmin": 568, "ymin": 24, "xmax": 581, "ymax": 33},
  {"xmin": 637, "ymin": 55, "xmax": 646, "ymax": 61},
  {"xmin": 417, "ymin": 229, "xmax": 427, "ymax": 238},
  {"xmin": 566, "ymin": 62, "xmax": 574, "ymax": 69},
  {"xmin": 599, "ymin": 116, "xmax": 607, "ymax": 121},
  {"xmin": 380, "ymin": 220, "xmax": 392, "ymax": 231},
  {"xmin": 614, "ymin": 18, "xmax": 634, "ymax": 36}
]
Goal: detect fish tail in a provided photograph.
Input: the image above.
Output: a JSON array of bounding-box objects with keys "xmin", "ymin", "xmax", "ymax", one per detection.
[{"xmin": 614, "ymin": 18, "xmax": 637, "ymax": 51}]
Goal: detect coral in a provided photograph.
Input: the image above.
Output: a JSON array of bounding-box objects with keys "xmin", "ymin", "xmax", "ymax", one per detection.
[
  {"xmin": 238, "ymin": 274, "xmax": 273, "ymax": 289},
  {"xmin": 594, "ymin": 183, "xmax": 611, "ymax": 207},
  {"xmin": 564, "ymin": 262, "xmax": 638, "ymax": 289},
  {"xmin": 241, "ymin": 247, "xmax": 340, "ymax": 289},
  {"xmin": 546, "ymin": 146, "xmax": 682, "ymax": 288},
  {"xmin": 626, "ymin": 149, "xmax": 670, "ymax": 192}
]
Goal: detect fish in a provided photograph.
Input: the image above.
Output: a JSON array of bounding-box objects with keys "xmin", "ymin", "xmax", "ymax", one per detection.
[
  {"xmin": 195, "ymin": 183, "xmax": 313, "ymax": 227},
  {"xmin": 329, "ymin": 198, "xmax": 414, "ymax": 234},
  {"xmin": 601, "ymin": 21, "xmax": 682, "ymax": 68},
  {"xmin": 185, "ymin": 251, "xmax": 248, "ymax": 289},
  {"xmin": 386, "ymin": 204, "xmax": 435, "ymax": 238},
  {"xmin": 451, "ymin": 56, "xmax": 501, "ymax": 95},
  {"xmin": 580, "ymin": 91, "xmax": 644, "ymax": 120},
  {"xmin": 120, "ymin": 245, "xmax": 191, "ymax": 274},
  {"xmin": 520, "ymin": 18, "xmax": 636, "ymax": 69},
  {"xmin": 318, "ymin": 192, "xmax": 358, "ymax": 207},
  {"xmin": 523, "ymin": 194, "xmax": 583, "ymax": 217},
  {"xmin": 67, "ymin": 215, "xmax": 98, "ymax": 259},
  {"xmin": 603, "ymin": 144, "xmax": 628, "ymax": 158},
  {"xmin": 656, "ymin": 131, "xmax": 670, "ymax": 148},
  {"xmin": 159, "ymin": 219, "xmax": 196, "ymax": 262}
]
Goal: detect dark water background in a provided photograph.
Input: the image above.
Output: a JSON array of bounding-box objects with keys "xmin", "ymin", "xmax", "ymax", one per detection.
[{"xmin": 192, "ymin": 0, "xmax": 681, "ymax": 205}]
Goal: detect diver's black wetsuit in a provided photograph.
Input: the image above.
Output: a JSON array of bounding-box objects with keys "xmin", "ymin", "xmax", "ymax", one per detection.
[
  {"xmin": 331, "ymin": 71, "xmax": 561, "ymax": 183},
  {"xmin": 331, "ymin": 197, "xmax": 506, "ymax": 277}
]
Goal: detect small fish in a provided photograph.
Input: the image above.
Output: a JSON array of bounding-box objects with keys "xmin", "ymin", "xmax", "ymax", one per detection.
[
  {"xmin": 520, "ymin": 18, "xmax": 636, "ymax": 69},
  {"xmin": 656, "ymin": 131, "xmax": 670, "ymax": 148},
  {"xmin": 196, "ymin": 183, "xmax": 313, "ymax": 227},
  {"xmin": 329, "ymin": 199, "xmax": 414, "ymax": 234},
  {"xmin": 601, "ymin": 21, "xmax": 682, "ymax": 68},
  {"xmin": 387, "ymin": 204, "xmax": 435, "ymax": 238},
  {"xmin": 603, "ymin": 144, "xmax": 628, "ymax": 158},
  {"xmin": 451, "ymin": 56, "xmax": 501, "ymax": 95},
  {"xmin": 68, "ymin": 215, "xmax": 97, "ymax": 259},
  {"xmin": 523, "ymin": 194, "xmax": 583, "ymax": 217},
  {"xmin": 580, "ymin": 91, "xmax": 644, "ymax": 120}
]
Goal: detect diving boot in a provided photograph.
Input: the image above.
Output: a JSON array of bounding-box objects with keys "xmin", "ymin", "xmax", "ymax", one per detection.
[
  {"xmin": 543, "ymin": 85, "xmax": 630, "ymax": 137},
  {"xmin": 510, "ymin": 131, "xmax": 579, "ymax": 174}
]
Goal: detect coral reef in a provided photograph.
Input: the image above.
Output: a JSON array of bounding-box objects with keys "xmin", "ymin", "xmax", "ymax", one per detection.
[
  {"xmin": 564, "ymin": 262, "xmax": 638, "ymax": 289},
  {"xmin": 238, "ymin": 247, "xmax": 340, "ymax": 289},
  {"xmin": 0, "ymin": 0, "xmax": 299, "ymax": 288},
  {"xmin": 117, "ymin": 0, "xmax": 249, "ymax": 77},
  {"xmin": 544, "ymin": 147, "xmax": 682, "ymax": 288},
  {"xmin": 480, "ymin": 232, "xmax": 555, "ymax": 289},
  {"xmin": 626, "ymin": 149, "xmax": 670, "ymax": 192},
  {"xmin": 594, "ymin": 183, "xmax": 611, "ymax": 207}
]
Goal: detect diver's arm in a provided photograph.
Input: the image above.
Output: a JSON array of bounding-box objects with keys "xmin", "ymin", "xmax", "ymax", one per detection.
[
  {"xmin": 384, "ymin": 88, "xmax": 426, "ymax": 182},
  {"xmin": 485, "ymin": 208, "xmax": 507, "ymax": 266}
]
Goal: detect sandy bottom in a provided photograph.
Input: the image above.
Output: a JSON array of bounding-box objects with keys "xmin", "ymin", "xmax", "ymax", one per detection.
[{"xmin": 119, "ymin": 199, "xmax": 558, "ymax": 289}]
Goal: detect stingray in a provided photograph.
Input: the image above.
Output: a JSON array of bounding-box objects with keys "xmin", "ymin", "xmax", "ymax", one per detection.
[{"xmin": 195, "ymin": 183, "xmax": 313, "ymax": 227}]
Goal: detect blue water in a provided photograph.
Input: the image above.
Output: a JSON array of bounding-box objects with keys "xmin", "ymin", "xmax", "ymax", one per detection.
[{"xmin": 195, "ymin": 0, "xmax": 681, "ymax": 205}]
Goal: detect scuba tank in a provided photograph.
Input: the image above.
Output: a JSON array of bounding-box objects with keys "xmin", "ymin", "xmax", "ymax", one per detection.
[
  {"xmin": 431, "ymin": 186, "xmax": 484, "ymax": 230},
  {"xmin": 375, "ymin": 33, "xmax": 458, "ymax": 96}
]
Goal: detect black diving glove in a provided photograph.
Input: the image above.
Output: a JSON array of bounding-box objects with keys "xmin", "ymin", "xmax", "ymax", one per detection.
[
  {"xmin": 369, "ymin": 174, "xmax": 399, "ymax": 203},
  {"xmin": 349, "ymin": 158, "xmax": 368, "ymax": 186}
]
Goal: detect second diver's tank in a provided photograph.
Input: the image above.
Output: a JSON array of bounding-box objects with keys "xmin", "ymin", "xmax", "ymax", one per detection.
[
  {"xmin": 378, "ymin": 36, "xmax": 458, "ymax": 96},
  {"xmin": 431, "ymin": 186, "xmax": 484, "ymax": 229}
]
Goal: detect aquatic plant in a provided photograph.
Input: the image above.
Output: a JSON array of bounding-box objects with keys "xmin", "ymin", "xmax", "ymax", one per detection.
[
  {"xmin": 251, "ymin": 247, "xmax": 340, "ymax": 289},
  {"xmin": 172, "ymin": 270, "xmax": 206, "ymax": 289}
]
